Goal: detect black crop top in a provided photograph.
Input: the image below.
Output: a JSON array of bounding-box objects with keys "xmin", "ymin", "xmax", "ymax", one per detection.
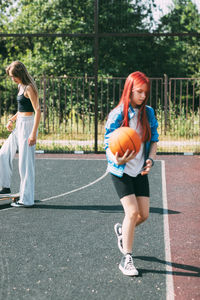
[{"xmin": 17, "ymin": 93, "xmax": 34, "ymax": 112}]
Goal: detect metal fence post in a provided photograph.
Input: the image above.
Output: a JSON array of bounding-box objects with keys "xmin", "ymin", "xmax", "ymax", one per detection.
[
  {"xmin": 43, "ymin": 76, "xmax": 46, "ymax": 131},
  {"xmin": 164, "ymin": 74, "xmax": 168, "ymax": 135},
  {"xmin": 94, "ymin": 0, "xmax": 99, "ymax": 153}
]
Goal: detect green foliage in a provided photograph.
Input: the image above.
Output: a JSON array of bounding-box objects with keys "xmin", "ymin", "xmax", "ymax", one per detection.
[
  {"xmin": 0, "ymin": 0, "xmax": 200, "ymax": 152},
  {"xmin": 97, "ymin": 0, "xmax": 159, "ymax": 77},
  {"xmin": 155, "ymin": 0, "xmax": 200, "ymax": 77},
  {"xmin": 1, "ymin": 0, "xmax": 200, "ymax": 78},
  {"xmin": 157, "ymin": 101, "xmax": 200, "ymax": 138},
  {"xmin": 0, "ymin": 0, "xmax": 95, "ymax": 76},
  {"xmin": 1, "ymin": 102, "xmax": 199, "ymax": 153},
  {"xmin": 0, "ymin": 0, "xmax": 159, "ymax": 78}
]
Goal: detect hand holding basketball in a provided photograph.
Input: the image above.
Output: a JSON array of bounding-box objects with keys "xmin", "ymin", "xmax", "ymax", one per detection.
[
  {"xmin": 109, "ymin": 127, "xmax": 141, "ymax": 158},
  {"xmin": 115, "ymin": 149, "xmax": 137, "ymax": 165}
]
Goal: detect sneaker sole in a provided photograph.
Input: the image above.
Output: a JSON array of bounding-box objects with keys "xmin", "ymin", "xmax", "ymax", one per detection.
[
  {"xmin": 114, "ymin": 223, "xmax": 122, "ymax": 237},
  {"xmin": 11, "ymin": 203, "xmax": 34, "ymax": 208},
  {"xmin": 114, "ymin": 224, "xmax": 125, "ymax": 255},
  {"xmin": 119, "ymin": 264, "xmax": 139, "ymax": 276}
]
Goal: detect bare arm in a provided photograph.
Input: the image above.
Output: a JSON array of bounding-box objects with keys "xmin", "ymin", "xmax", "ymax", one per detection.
[
  {"xmin": 141, "ymin": 142, "xmax": 157, "ymax": 176},
  {"xmin": 148, "ymin": 141, "xmax": 157, "ymax": 161},
  {"xmin": 6, "ymin": 112, "xmax": 19, "ymax": 132},
  {"xmin": 26, "ymin": 85, "xmax": 41, "ymax": 146}
]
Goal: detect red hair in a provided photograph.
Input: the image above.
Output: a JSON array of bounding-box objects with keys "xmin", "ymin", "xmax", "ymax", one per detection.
[{"xmin": 118, "ymin": 71, "xmax": 151, "ymax": 142}]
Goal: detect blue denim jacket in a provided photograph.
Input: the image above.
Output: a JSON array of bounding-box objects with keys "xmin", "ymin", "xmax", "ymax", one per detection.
[{"xmin": 104, "ymin": 104, "xmax": 159, "ymax": 177}]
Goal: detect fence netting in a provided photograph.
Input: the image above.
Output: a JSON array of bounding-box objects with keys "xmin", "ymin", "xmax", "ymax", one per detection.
[
  {"xmin": 0, "ymin": 75, "xmax": 199, "ymax": 154},
  {"xmin": 0, "ymin": 0, "xmax": 199, "ymax": 154}
]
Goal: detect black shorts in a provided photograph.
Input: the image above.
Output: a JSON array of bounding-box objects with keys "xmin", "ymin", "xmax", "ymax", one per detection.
[{"xmin": 111, "ymin": 173, "xmax": 150, "ymax": 199}]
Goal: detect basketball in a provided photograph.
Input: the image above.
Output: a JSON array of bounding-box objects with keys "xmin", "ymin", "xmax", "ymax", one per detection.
[{"xmin": 109, "ymin": 127, "xmax": 141, "ymax": 157}]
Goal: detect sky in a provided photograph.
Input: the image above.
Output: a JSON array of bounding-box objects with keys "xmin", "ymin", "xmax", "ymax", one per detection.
[{"xmin": 153, "ymin": 0, "xmax": 200, "ymax": 22}]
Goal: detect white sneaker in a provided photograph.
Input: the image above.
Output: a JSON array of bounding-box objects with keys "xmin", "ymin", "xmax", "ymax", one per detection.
[
  {"xmin": 119, "ymin": 254, "xmax": 139, "ymax": 276},
  {"xmin": 11, "ymin": 201, "xmax": 34, "ymax": 208}
]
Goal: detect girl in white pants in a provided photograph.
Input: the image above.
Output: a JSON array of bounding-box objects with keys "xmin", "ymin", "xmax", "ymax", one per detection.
[{"xmin": 0, "ymin": 61, "xmax": 41, "ymax": 207}]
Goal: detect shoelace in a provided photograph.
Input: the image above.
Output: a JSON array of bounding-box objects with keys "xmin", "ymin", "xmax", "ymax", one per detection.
[{"xmin": 125, "ymin": 255, "xmax": 135, "ymax": 270}]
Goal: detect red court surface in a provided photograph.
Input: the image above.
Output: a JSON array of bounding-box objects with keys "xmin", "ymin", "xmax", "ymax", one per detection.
[
  {"xmin": 158, "ymin": 155, "xmax": 200, "ymax": 300},
  {"xmin": 36, "ymin": 153, "xmax": 200, "ymax": 299}
]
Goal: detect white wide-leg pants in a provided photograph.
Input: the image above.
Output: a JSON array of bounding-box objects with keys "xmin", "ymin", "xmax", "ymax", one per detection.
[{"xmin": 0, "ymin": 115, "xmax": 35, "ymax": 206}]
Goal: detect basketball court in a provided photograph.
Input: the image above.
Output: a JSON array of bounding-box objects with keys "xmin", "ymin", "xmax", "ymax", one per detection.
[{"xmin": 0, "ymin": 155, "xmax": 199, "ymax": 300}]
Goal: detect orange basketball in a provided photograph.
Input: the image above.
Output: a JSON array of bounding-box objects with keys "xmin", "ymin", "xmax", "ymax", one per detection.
[{"xmin": 109, "ymin": 127, "xmax": 141, "ymax": 157}]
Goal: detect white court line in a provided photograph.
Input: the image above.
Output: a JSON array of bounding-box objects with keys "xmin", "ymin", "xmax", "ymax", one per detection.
[
  {"xmin": 35, "ymin": 157, "xmax": 107, "ymax": 160},
  {"xmin": 1, "ymin": 158, "xmax": 175, "ymax": 300},
  {"xmin": 161, "ymin": 160, "xmax": 175, "ymax": 300},
  {"xmin": 40, "ymin": 170, "xmax": 108, "ymax": 203},
  {"xmin": 0, "ymin": 170, "xmax": 108, "ymax": 212}
]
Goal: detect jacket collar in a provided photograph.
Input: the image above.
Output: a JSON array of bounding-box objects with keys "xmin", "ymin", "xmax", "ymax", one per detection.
[
  {"xmin": 120, "ymin": 103, "xmax": 142, "ymax": 120},
  {"xmin": 128, "ymin": 104, "xmax": 136, "ymax": 120}
]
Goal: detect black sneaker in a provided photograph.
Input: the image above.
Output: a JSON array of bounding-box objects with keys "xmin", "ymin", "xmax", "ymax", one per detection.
[
  {"xmin": 119, "ymin": 254, "xmax": 139, "ymax": 276},
  {"xmin": 114, "ymin": 223, "xmax": 125, "ymax": 254},
  {"xmin": 0, "ymin": 187, "xmax": 11, "ymax": 194}
]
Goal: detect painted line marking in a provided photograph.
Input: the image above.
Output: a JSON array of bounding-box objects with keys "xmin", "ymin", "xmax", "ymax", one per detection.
[
  {"xmin": 161, "ymin": 160, "xmax": 175, "ymax": 300},
  {"xmin": 40, "ymin": 170, "xmax": 108, "ymax": 203},
  {"xmin": 0, "ymin": 170, "xmax": 108, "ymax": 211},
  {"xmin": 184, "ymin": 152, "xmax": 193, "ymax": 156},
  {"xmin": 0, "ymin": 159, "xmax": 175, "ymax": 299},
  {"xmin": 13, "ymin": 157, "xmax": 107, "ymax": 161}
]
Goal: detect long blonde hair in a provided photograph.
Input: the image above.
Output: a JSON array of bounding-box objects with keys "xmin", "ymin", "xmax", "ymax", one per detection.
[{"xmin": 6, "ymin": 61, "xmax": 38, "ymax": 96}]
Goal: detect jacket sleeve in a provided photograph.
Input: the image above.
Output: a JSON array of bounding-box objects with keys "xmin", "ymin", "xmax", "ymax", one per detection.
[
  {"xmin": 147, "ymin": 106, "xmax": 159, "ymax": 142},
  {"xmin": 104, "ymin": 108, "xmax": 126, "ymax": 176},
  {"xmin": 104, "ymin": 108, "xmax": 123, "ymax": 150},
  {"xmin": 144, "ymin": 106, "xmax": 159, "ymax": 160}
]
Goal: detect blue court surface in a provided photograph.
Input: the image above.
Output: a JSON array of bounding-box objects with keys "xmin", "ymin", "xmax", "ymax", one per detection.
[{"xmin": 0, "ymin": 158, "xmax": 173, "ymax": 300}]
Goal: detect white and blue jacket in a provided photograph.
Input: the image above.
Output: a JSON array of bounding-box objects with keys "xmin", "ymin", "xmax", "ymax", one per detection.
[{"xmin": 104, "ymin": 104, "xmax": 159, "ymax": 177}]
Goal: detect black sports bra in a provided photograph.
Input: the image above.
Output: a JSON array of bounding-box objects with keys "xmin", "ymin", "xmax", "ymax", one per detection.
[{"xmin": 17, "ymin": 89, "xmax": 34, "ymax": 113}]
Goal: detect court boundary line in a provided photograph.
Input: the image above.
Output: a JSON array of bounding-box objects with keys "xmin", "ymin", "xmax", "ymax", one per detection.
[
  {"xmin": 0, "ymin": 169, "xmax": 108, "ymax": 212},
  {"xmin": 161, "ymin": 160, "xmax": 175, "ymax": 300},
  {"xmin": 40, "ymin": 170, "xmax": 108, "ymax": 203},
  {"xmin": 1, "ymin": 158, "xmax": 175, "ymax": 299},
  {"xmin": 35, "ymin": 158, "xmax": 107, "ymax": 160}
]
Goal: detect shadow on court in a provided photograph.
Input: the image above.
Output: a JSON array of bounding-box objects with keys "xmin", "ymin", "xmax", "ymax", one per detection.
[
  {"xmin": 134, "ymin": 256, "xmax": 200, "ymax": 278},
  {"xmin": 17, "ymin": 204, "xmax": 180, "ymax": 216},
  {"xmin": 0, "ymin": 158, "xmax": 196, "ymax": 300}
]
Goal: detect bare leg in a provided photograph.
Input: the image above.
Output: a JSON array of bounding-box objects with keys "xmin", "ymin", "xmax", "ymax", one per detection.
[
  {"xmin": 120, "ymin": 194, "xmax": 139, "ymax": 254},
  {"xmin": 136, "ymin": 196, "xmax": 149, "ymax": 226},
  {"xmin": 120, "ymin": 195, "xmax": 149, "ymax": 254}
]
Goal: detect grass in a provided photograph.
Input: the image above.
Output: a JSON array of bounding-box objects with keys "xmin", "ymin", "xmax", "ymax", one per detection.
[{"xmin": 0, "ymin": 107, "xmax": 200, "ymax": 153}]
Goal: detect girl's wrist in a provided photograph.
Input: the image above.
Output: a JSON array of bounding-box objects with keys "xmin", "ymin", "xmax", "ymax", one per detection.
[
  {"xmin": 31, "ymin": 131, "xmax": 37, "ymax": 137},
  {"xmin": 8, "ymin": 119, "xmax": 14, "ymax": 123},
  {"xmin": 148, "ymin": 157, "xmax": 154, "ymax": 166}
]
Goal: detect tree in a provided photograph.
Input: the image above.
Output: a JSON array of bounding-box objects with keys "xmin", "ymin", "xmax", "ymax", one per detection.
[
  {"xmin": 0, "ymin": 0, "xmax": 95, "ymax": 76},
  {"xmin": 155, "ymin": 0, "xmax": 200, "ymax": 77},
  {"xmin": 0, "ymin": 0, "xmax": 160, "ymax": 78},
  {"xmin": 98, "ymin": 0, "xmax": 158, "ymax": 77}
]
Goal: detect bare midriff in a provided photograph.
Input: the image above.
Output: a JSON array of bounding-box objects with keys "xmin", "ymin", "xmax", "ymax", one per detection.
[{"xmin": 18, "ymin": 112, "xmax": 34, "ymax": 116}]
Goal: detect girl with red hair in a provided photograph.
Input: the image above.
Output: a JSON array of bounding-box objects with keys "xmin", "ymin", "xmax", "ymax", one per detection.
[{"xmin": 104, "ymin": 71, "xmax": 159, "ymax": 276}]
